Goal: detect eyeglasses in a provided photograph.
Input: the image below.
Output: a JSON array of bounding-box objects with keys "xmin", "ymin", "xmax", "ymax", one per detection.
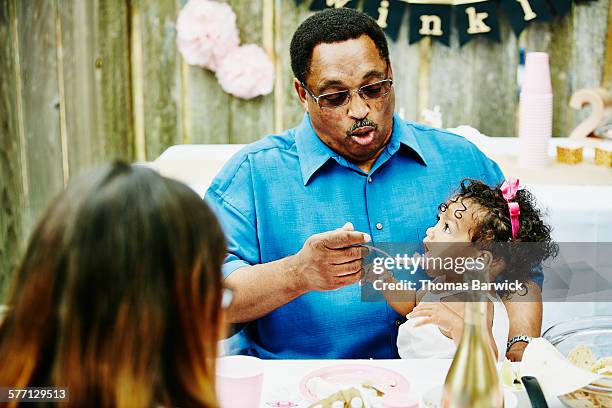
[
  {"xmin": 301, "ymin": 78, "xmax": 393, "ymax": 109},
  {"xmin": 221, "ymin": 286, "xmax": 234, "ymax": 310}
]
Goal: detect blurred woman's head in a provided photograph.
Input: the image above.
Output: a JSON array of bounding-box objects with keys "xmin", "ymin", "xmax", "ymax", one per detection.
[{"xmin": 0, "ymin": 162, "xmax": 226, "ymax": 407}]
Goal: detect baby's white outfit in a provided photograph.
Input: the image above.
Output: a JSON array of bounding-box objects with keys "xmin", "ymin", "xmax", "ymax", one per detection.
[{"xmin": 396, "ymin": 285, "xmax": 509, "ymax": 361}]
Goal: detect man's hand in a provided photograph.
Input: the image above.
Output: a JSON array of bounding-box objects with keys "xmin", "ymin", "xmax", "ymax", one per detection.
[
  {"xmin": 506, "ymin": 342, "xmax": 528, "ymax": 362},
  {"xmin": 223, "ymin": 222, "xmax": 370, "ymax": 323},
  {"xmin": 292, "ymin": 222, "xmax": 371, "ymax": 291},
  {"xmin": 503, "ymin": 281, "xmax": 542, "ymax": 362}
]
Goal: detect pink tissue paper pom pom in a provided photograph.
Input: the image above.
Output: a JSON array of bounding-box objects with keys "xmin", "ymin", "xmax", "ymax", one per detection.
[
  {"xmin": 216, "ymin": 45, "xmax": 275, "ymax": 100},
  {"xmin": 176, "ymin": 0, "xmax": 240, "ymax": 71}
]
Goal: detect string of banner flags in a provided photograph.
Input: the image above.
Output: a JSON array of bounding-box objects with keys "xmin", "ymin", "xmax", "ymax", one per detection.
[{"xmin": 298, "ymin": 0, "xmax": 595, "ymax": 46}]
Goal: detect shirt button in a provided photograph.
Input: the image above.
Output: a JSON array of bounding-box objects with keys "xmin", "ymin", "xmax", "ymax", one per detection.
[
  {"xmin": 367, "ymin": 176, "xmax": 373, "ymax": 183},
  {"xmin": 395, "ymin": 319, "xmax": 402, "ymax": 327},
  {"xmin": 376, "ymin": 223, "xmax": 383, "ymax": 230}
]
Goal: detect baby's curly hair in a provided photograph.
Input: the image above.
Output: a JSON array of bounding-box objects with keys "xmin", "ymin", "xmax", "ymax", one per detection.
[{"xmin": 442, "ymin": 179, "xmax": 558, "ymax": 297}]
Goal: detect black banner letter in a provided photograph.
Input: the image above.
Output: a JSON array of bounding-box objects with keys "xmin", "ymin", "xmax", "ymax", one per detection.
[
  {"xmin": 310, "ymin": 0, "xmax": 355, "ymax": 11},
  {"xmin": 501, "ymin": 0, "xmax": 553, "ymax": 36},
  {"xmin": 455, "ymin": 1, "xmax": 500, "ymax": 46},
  {"xmin": 409, "ymin": 4, "xmax": 451, "ymax": 46},
  {"xmin": 363, "ymin": 0, "xmax": 407, "ymax": 41}
]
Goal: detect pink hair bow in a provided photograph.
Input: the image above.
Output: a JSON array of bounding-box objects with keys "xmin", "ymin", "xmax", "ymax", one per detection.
[{"xmin": 500, "ymin": 177, "xmax": 520, "ymax": 239}]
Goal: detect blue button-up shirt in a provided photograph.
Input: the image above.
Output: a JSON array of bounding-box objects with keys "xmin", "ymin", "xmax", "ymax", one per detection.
[{"xmin": 205, "ymin": 113, "xmax": 539, "ymax": 359}]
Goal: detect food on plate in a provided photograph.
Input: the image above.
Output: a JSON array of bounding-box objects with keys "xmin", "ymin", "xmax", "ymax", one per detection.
[
  {"xmin": 307, "ymin": 387, "xmax": 366, "ymax": 408},
  {"xmin": 362, "ymin": 381, "xmax": 385, "ymax": 397},
  {"xmin": 562, "ymin": 345, "xmax": 612, "ymax": 408},
  {"xmin": 301, "ymin": 364, "xmax": 410, "ymax": 408},
  {"xmin": 521, "ymin": 338, "xmax": 600, "ymax": 397},
  {"xmin": 306, "ymin": 376, "xmax": 392, "ymax": 408},
  {"xmin": 567, "ymin": 345, "xmax": 597, "ymax": 370},
  {"xmin": 307, "ymin": 377, "xmax": 342, "ymax": 400},
  {"xmin": 592, "ymin": 357, "xmax": 612, "ymax": 377},
  {"xmin": 562, "ymin": 388, "xmax": 612, "ymax": 408}
]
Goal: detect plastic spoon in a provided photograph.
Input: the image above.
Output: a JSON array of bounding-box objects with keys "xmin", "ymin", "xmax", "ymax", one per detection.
[{"xmin": 521, "ymin": 376, "xmax": 549, "ymax": 408}]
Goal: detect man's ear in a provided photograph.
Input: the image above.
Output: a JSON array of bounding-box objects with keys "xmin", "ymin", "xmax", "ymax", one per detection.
[{"xmin": 294, "ymin": 78, "xmax": 308, "ymax": 111}]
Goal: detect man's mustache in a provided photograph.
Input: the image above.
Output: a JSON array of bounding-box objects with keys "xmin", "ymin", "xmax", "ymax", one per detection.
[{"xmin": 348, "ymin": 119, "xmax": 378, "ymax": 135}]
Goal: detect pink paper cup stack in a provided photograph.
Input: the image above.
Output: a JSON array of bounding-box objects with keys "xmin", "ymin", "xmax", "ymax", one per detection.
[
  {"xmin": 216, "ymin": 355, "xmax": 264, "ymax": 408},
  {"xmin": 519, "ymin": 52, "xmax": 553, "ymax": 168}
]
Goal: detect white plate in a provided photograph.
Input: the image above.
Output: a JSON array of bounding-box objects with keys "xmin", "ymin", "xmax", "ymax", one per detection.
[{"xmin": 420, "ymin": 384, "xmax": 517, "ymax": 408}]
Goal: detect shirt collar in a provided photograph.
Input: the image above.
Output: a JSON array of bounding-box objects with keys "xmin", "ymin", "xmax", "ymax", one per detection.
[
  {"xmin": 294, "ymin": 112, "xmax": 428, "ymax": 186},
  {"xmin": 386, "ymin": 113, "xmax": 428, "ymax": 166},
  {"xmin": 294, "ymin": 113, "xmax": 337, "ymax": 185}
]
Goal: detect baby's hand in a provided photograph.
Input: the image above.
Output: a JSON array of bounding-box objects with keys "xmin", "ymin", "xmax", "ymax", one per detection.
[{"xmin": 407, "ymin": 301, "xmax": 464, "ymax": 343}]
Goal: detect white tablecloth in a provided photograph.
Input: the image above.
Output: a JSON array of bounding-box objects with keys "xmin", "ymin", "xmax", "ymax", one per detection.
[{"xmin": 256, "ymin": 359, "xmax": 563, "ymax": 407}]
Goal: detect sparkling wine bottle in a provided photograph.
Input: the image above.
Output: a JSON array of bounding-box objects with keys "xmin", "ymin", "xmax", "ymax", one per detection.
[{"xmin": 441, "ymin": 266, "xmax": 504, "ymax": 408}]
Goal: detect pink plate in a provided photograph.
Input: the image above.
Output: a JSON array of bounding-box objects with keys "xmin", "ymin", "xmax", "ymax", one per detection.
[{"xmin": 299, "ymin": 364, "xmax": 410, "ymax": 401}]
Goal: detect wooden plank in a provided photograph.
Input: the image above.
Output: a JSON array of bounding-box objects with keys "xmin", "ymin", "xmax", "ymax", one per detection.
[
  {"xmin": 521, "ymin": 17, "xmax": 573, "ymax": 138},
  {"xmin": 543, "ymin": 16, "xmax": 573, "ymax": 138},
  {"xmin": 270, "ymin": 0, "xmax": 283, "ymax": 133},
  {"xmin": 227, "ymin": 0, "xmax": 275, "ymax": 144},
  {"xmin": 428, "ymin": 28, "xmax": 477, "ymax": 129},
  {"xmin": 278, "ymin": 0, "xmax": 314, "ymax": 131},
  {"xmin": 0, "ymin": 0, "xmax": 26, "ymax": 297},
  {"xmin": 92, "ymin": 0, "xmax": 134, "ymax": 160},
  {"xmin": 183, "ymin": 65, "xmax": 231, "ymax": 144},
  {"xmin": 175, "ymin": 0, "xmax": 189, "ymax": 144},
  {"xmin": 471, "ymin": 18, "xmax": 518, "ymax": 137},
  {"xmin": 177, "ymin": 55, "xmax": 190, "ymax": 143},
  {"xmin": 137, "ymin": 0, "xmax": 181, "ymax": 159},
  {"xmin": 568, "ymin": 0, "xmax": 610, "ymax": 134},
  {"xmin": 603, "ymin": 0, "xmax": 612, "ymax": 90},
  {"xmin": 547, "ymin": 17, "xmax": 573, "ymax": 138},
  {"xmin": 417, "ymin": 38, "xmax": 431, "ymax": 121},
  {"xmin": 388, "ymin": 8, "xmax": 422, "ymax": 122},
  {"xmin": 16, "ymin": 0, "xmax": 65, "ymax": 231},
  {"xmin": 521, "ymin": 21, "xmax": 553, "ymax": 53},
  {"xmin": 57, "ymin": 0, "xmax": 106, "ymax": 173},
  {"xmin": 54, "ymin": 0, "xmax": 70, "ymax": 185},
  {"xmin": 130, "ymin": 0, "xmax": 146, "ymax": 161},
  {"xmin": 175, "ymin": 0, "xmax": 230, "ymax": 145}
]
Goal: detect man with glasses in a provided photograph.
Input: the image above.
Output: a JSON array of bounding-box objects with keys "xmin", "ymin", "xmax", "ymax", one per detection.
[{"xmin": 206, "ymin": 8, "xmax": 542, "ymax": 360}]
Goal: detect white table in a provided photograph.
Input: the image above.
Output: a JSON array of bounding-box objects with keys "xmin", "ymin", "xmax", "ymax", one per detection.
[
  {"xmin": 257, "ymin": 359, "xmax": 563, "ymax": 407},
  {"xmin": 154, "ymin": 136, "xmax": 612, "ymax": 189}
]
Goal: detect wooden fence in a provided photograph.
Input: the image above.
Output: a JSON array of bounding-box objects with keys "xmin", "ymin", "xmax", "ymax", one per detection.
[{"xmin": 1, "ymin": 0, "xmax": 611, "ymax": 298}]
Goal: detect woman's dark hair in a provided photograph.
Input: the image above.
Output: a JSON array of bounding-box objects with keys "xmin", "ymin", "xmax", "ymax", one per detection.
[
  {"xmin": 0, "ymin": 162, "xmax": 226, "ymax": 407},
  {"xmin": 441, "ymin": 179, "xmax": 558, "ymax": 297},
  {"xmin": 290, "ymin": 8, "xmax": 390, "ymax": 84}
]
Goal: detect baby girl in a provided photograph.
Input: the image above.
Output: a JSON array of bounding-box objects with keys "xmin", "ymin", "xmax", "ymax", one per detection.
[{"xmin": 369, "ymin": 178, "xmax": 557, "ymax": 360}]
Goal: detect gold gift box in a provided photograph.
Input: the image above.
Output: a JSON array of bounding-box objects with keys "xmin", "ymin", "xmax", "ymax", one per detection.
[
  {"xmin": 594, "ymin": 144, "xmax": 612, "ymax": 167},
  {"xmin": 556, "ymin": 144, "xmax": 583, "ymax": 165}
]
